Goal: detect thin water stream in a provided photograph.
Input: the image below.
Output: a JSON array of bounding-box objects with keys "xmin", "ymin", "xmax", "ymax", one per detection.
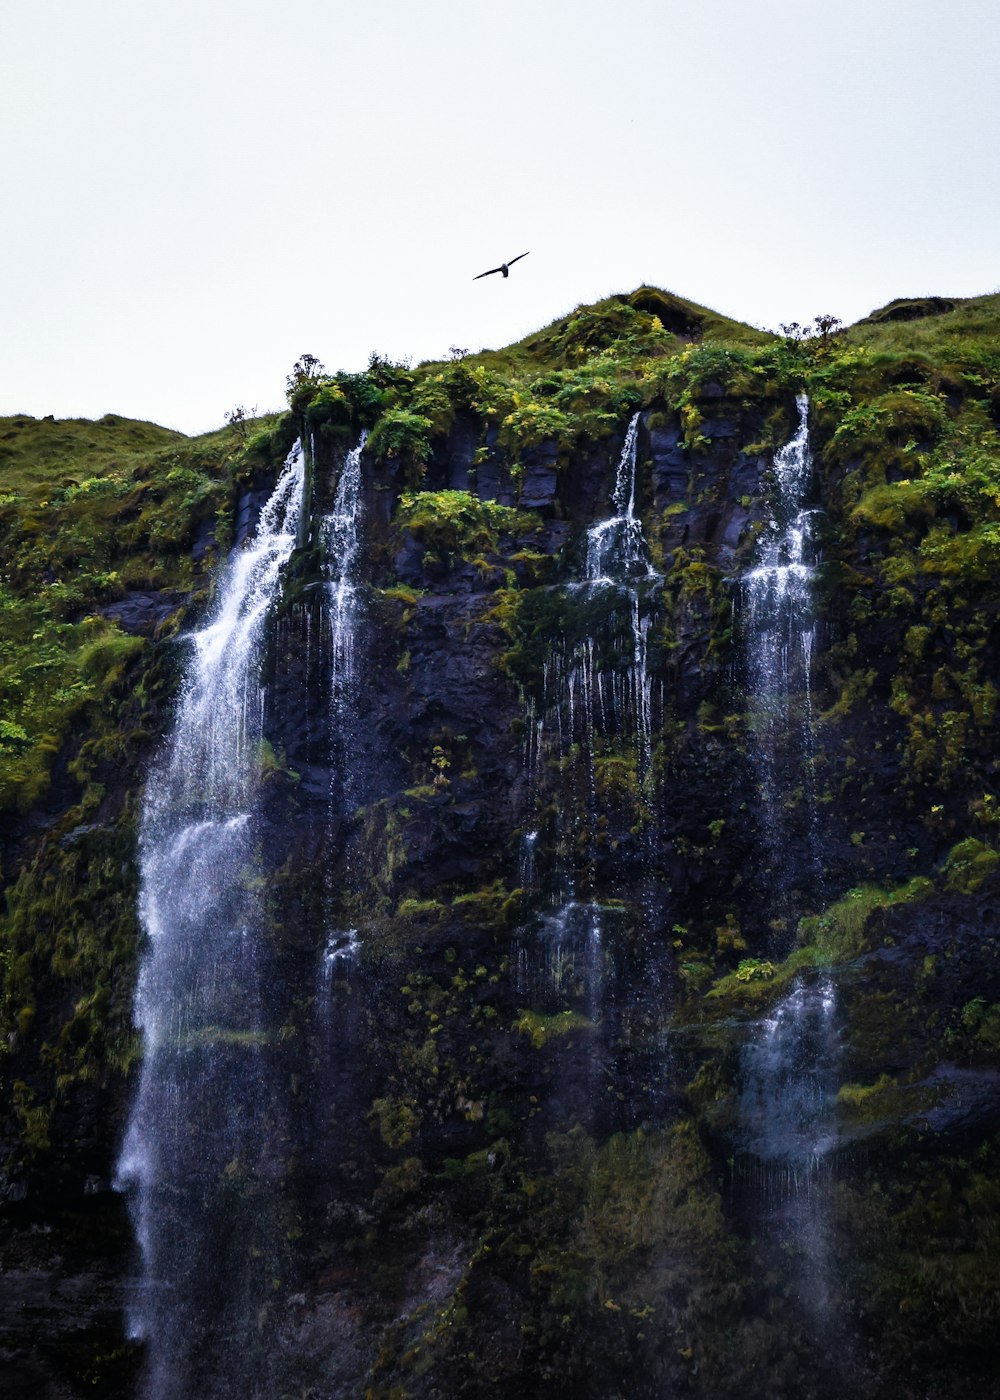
[
  {"xmin": 736, "ymin": 395, "xmax": 843, "ymax": 1331},
  {"xmin": 742, "ymin": 392, "xmax": 821, "ymax": 887},
  {"xmin": 515, "ymin": 414, "xmax": 661, "ymax": 1050}
]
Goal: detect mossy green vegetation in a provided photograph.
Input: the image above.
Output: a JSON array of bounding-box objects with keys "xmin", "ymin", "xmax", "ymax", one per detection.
[
  {"xmin": 514, "ymin": 1008, "xmax": 593, "ymax": 1048},
  {"xmin": 396, "ymin": 490, "xmax": 536, "ymax": 560},
  {"xmin": 291, "ymin": 287, "xmax": 779, "ymax": 477},
  {"xmin": 0, "ymin": 411, "xmax": 284, "ymax": 813},
  {"xmin": 8, "ymin": 284, "xmax": 1000, "ymax": 1396}
]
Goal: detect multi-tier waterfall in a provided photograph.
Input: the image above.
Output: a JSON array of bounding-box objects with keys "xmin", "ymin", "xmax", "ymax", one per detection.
[
  {"xmin": 524, "ymin": 411, "xmax": 658, "ymax": 874},
  {"xmin": 318, "ymin": 430, "xmax": 368, "ymax": 1003},
  {"xmin": 584, "ymin": 410, "xmax": 656, "ymax": 772},
  {"xmin": 515, "ymin": 413, "xmax": 660, "ymax": 1060},
  {"xmin": 736, "ymin": 395, "xmax": 843, "ymax": 1331},
  {"xmin": 117, "ymin": 445, "xmax": 305, "ymax": 1398},
  {"xmin": 742, "ymin": 392, "xmax": 820, "ymax": 901}
]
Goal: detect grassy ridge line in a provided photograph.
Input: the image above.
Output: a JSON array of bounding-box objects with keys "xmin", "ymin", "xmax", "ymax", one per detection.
[{"xmin": 0, "ymin": 411, "xmax": 287, "ymax": 814}]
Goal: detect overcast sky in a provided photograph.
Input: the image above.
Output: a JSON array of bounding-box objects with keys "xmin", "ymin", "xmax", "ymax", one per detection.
[{"xmin": 3, "ymin": 0, "xmax": 998, "ymax": 435}]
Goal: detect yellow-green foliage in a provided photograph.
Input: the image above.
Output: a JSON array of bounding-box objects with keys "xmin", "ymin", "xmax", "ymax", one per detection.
[
  {"xmin": 370, "ymin": 1096, "xmax": 422, "ymax": 1149},
  {"xmin": 499, "ymin": 395, "xmax": 574, "ymax": 451},
  {"xmin": 851, "ymin": 412, "xmax": 1000, "ymax": 580},
  {"xmin": 943, "ymin": 837, "xmax": 1000, "ymax": 894},
  {"xmin": 701, "ymin": 877, "xmax": 933, "ymax": 1013},
  {"xmin": 0, "ymin": 412, "xmax": 279, "ymax": 811},
  {"xmin": 514, "ymin": 1008, "xmax": 593, "ymax": 1048},
  {"xmin": 404, "ymin": 288, "xmax": 775, "ymax": 461},
  {"xmin": 529, "ymin": 1120, "xmax": 734, "ymax": 1329},
  {"xmin": 0, "ymin": 808, "xmax": 144, "ymax": 1167},
  {"xmin": 844, "ymin": 290, "xmax": 1000, "ymax": 369},
  {"xmin": 734, "ymin": 958, "xmax": 776, "ymax": 983},
  {"xmin": 368, "ymin": 409, "xmax": 433, "ymax": 479},
  {"xmin": 396, "ymin": 489, "xmax": 536, "ymax": 559},
  {"xmin": 829, "ymin": 389, "xmax": 948, "ymax": 468},
  {"xmin": 0, "ymin": 604, "xmax": 146, "ymax": 811},
  {"xmin": 797, "ymin": 878, "xmax": 933, "ymax": 962},
  {"xmin": 835, "ymin": 1072, "xmax": 935, "ymax": 1128}
]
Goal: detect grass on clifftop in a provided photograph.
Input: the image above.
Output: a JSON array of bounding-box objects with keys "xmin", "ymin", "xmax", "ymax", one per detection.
[{"xmin": 0, "ymin": 411, "xmax": 286, "ymax": 814}]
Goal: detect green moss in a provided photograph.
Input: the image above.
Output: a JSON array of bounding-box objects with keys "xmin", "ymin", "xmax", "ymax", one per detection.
[
  {"xmin": 368, "ymin": 409, "xmax": 434, "ymax": 482},
  {"xmin": 836, "ymin": 1073, "xmax": 900, "ymax": 1119},
  {"xmin": 370, "ymin": 1096, "xmax": 422, "ymax": 1149},
  {"xmin": 451, "ymin": 882, "xmax": 516, "ymax": 928},
  {"xmin": 396, "ymin": 897, "xmax": 446, "ymax": 919},
  {"xmin": 0, "ymin": 412, "xmax": 277, "ymax": 814},
  {"xmin": 514, "ymin": 1009, "xmax": 593, "ymax": 1048},
  {"xmin": 797, "ymin": 877, "xmax": 934, "ymax": 962},
  {"xmin": 733, "ymin": 957, "xmax": 776, "ymax": 983},
  {"xmin": 943, "ymin": 837, "xmax": 1000, "ymax": 893},
  {"xmin": 395, "ymin": 489, "xmax": 535, "ymax": 560}
]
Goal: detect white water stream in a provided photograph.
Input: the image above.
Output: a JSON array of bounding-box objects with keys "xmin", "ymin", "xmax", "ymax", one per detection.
[
  {"xmin": 117, "ymin": 444, "xmax": 305, "ymax": 1398},
  {"xmin": 738, "ymin": 396, "xmax": 842, "ymax": 1325},
  {"xmin": 742, "ymin": 393, "xmax": 820, "ymax": 878}
]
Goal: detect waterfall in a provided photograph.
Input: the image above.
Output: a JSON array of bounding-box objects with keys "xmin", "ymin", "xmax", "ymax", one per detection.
[
  {"xmin": 116, "ymin": 444, "xmax": 305, "ymax": 1399},
  {"xmin": 518, "ymin": 414, "xmax": 659, "ymax": 900},
  {"xmin": 324, "ymin": 429, "xmax": 368, "ymax": 705},
  {"xmin": 513, "ymin": 415, "xmax": 660, "ymax": 1067},
  {"xmin": 585, "ymin": 412, "xmax": 653, "ymax": 584},
  {"xmin": 583, "ymin": 411, "xmax": 656, "ymax": 769},
  {"xmin": 742, "ymin": 393, "xmax": 820, "ymax": 898},
  {"xmin": 318, "ymin": 431, "xmax": 368, "ymax": 1001},
  {"xmin": 736, "ymin": 397, "xmax": 844, "ymax": 1333},
  {"xmin": 734, "ymin": 976, "xmax": 840, "ymax": 1316}
]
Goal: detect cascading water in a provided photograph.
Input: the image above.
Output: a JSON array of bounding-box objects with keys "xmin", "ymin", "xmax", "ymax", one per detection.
[
  {"xmin": 736, "ymin": 396, "xmax": 844, "ymax": 1335},
  {"xmin": 518, "ymin": 412, "xmax": 658, "ymax": 901},
  {"xmin": 324, "ymin": 429, "xmax": 368, "ymax": 712},
  {"xmin": 584, "ymin": 411, "xmax": 656, "ymax": 776},
  {"xmin": 742, "ymin": 392, "xmax": 820, "ymax": 900},
  {"xmin": 585, "ymin": 413, "xmax": 654, "ymax": 585},
  {"xmin": 116, "ymin": 444, "xmax": 305, "ymax": 1399},
  {"xmin": 318, "ymin": 431, "xmax": 368, "ymax": 1004},
  {"xmin": 735, "ymin": 976, "xmax": 839, "ymax": 1316},
  {"xmin": 513, "ymin": 414, "xmax": 662, "ymax": 1091}
]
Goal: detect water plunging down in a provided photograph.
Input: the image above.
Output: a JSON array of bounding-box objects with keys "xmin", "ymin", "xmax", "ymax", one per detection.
[
  {"xmin": 742, "ymin": 393, "xmax": 820, "ymax": 879},
  {"xmin": 521, "ymin": 413, "xmax": 659, "ymax": 904},
  {"xmin": 583, "ymin": 411, "xmax": 656, "ymax": 763},
  {"xmin": 735, "ymin": 976, "xmax": 840, "ymax": 1316},
  {"xmin": 318, "ymin": 432, "xmax": 369, "ymax": 999},
  {"xmin": 585, "ymin": 412, "xmax": 655, "ymax": 585},
  {"xmin": 324, "ymin": 429, "xmax": 369, "ymax": 703},
  {"xmin": 538, "ymin": 901, "xmax": 604, "ymax": 1014},
  {"xmin": 514, "ymin": 415, "xmax": 661, "ymax": 1073},
  {"xmin": 116, "ymin": 443, "xmax": 305, "ymax": 1399},
  {"xmin": 736, "ymin": 399, "xmax": 843, "ymax": 1333}
]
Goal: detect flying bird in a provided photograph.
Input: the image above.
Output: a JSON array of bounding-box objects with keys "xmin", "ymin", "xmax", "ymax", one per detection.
[{"xmin": 474, "ymin": 252, "xmax": 529, "ymax": 280}]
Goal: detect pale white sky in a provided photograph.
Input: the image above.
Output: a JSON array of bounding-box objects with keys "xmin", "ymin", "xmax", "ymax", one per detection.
[{"xmin": 2, "ymin": 0, "xmax": 998, "ymax": 435}]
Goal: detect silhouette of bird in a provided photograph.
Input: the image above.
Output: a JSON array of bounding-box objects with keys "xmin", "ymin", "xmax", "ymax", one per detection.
[{"xmin": 474, "ymin": 252, "xmax": 529, "ymax": 280}]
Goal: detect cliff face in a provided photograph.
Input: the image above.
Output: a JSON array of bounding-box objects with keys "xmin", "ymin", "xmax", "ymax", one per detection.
[{"xmin": 4, "ymin": 289, "xmax": 1000, "ymax": 1398}]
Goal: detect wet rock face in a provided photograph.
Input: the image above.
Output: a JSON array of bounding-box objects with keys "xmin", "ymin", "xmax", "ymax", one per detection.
[
  {"xmin": 7, "ymin": 386, "xmax": 1000, "ymax": 1400},
  {"xmin": 98, "ymin": 591, "xmax": 185, "ymax": 635}
]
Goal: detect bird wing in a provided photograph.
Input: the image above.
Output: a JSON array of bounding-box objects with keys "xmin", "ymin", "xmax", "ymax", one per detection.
[
  {"xmin": 474, "ymin": 265, "xmax": 504, "ymax": 280},
  {"xmin": 506, "ymin": 252, "xmax": 530, "ymax": 267}
]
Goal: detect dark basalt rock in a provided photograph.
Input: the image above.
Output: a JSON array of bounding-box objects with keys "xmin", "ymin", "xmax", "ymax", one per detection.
[
  {"xmin": 234, "ymin": 484, "xmax": 273, "ymax": 546},
  {"xmin": 98, "ymin": 590, "xmax": 184, "ymax": 635},
  {"xmin": 517, "ymin": 441, "xmax": 560, "ymax": 511},
  {"xmin": 648, "ymin": 423, "xmax": 689, "ymax": 509},
  {"xmin": 7, "ymin": 352, "xmax": 1000, "ymax": 1400}
]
